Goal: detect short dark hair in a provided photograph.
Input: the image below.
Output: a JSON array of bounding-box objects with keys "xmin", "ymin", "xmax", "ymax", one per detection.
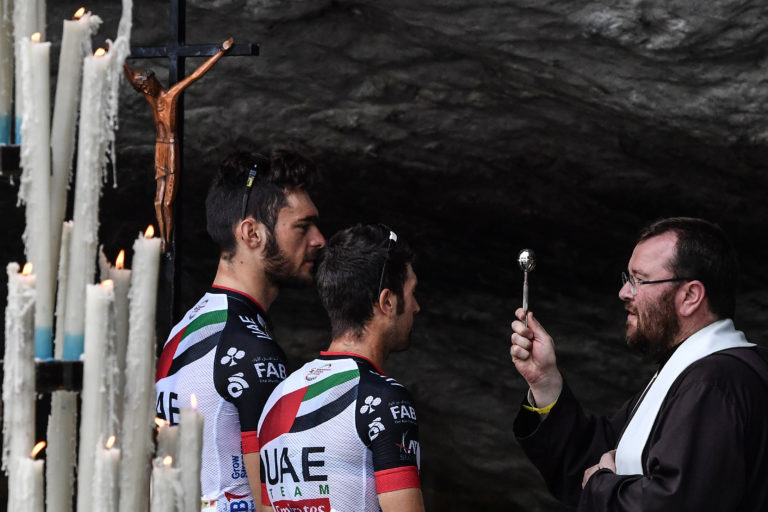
[
  {"xmin": 317, "ymin": 224, "xmax": 415, "ymax": 339},
  {"xmin": 638, "ymin": 217, "xmax": 737, "ymax": 319},
  {"xmin": 205, "ymin": 149, "xmax": 319, "ymax": 257}
]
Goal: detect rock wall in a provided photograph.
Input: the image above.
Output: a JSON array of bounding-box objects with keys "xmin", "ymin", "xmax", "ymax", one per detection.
[{"xmin": 1, "ymin": 0, "xmax": 767, "ymax": 509}]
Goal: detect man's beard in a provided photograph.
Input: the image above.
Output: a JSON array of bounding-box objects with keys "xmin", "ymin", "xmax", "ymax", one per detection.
[
  {"xmin": 626, "ymin": 286, "xmax": 680, "ymax": 361},
  {"xmin": 263, "ymin": 233, "xmax": 317, "ymax": 289}
]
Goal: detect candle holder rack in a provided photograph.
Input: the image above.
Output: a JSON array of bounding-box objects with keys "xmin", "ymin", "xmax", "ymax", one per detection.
[
  {"xmin": 35, "ymin": 360, "xmax": 83, "ymax": 392},
  {"xmin": 0, "ymin": 145, "xmax": 20, "ymax": 179}
]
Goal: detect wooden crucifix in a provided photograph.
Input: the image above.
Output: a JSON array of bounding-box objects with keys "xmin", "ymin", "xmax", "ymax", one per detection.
[{"xmin": 127, "ymin": 0, "xmax": 258, "ymax": 342}]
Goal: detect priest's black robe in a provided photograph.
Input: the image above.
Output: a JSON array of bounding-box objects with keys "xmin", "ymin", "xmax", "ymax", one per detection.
[{"xmin": 514, "ymin": 347, "xmax": 768, "ymax": 511}]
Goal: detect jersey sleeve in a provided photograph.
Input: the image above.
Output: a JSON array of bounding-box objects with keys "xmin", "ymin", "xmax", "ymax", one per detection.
[
  {"xmin": 356, "ymin": 370, "xmax": 421, "ymax": 494},
  {"xmin": 213, "ymin": 311, "xmax": 287, "ymax": 454}
]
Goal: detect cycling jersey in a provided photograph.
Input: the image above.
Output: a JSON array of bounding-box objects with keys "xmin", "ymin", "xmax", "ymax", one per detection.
[
  {"xmin": 156, "ymin": 286, "xmax": 287, "ymax": 512},
  {"xmin": 258, "ymin": 352, "xmax": 421, "ymax": 512}
]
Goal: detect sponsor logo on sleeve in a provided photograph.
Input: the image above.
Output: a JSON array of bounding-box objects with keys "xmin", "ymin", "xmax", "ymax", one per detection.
[
  {"xmin": 253, "ymin": 356, "xmax": 287, "ymax": 383},
  {"xmin": 227, "ymin": 372, "xmax": 249, "ymax": 398},
  {"xmin": 395, "ymin": 430, "xmax": 421, "ymax": 463},
  {"xmin": 188, "ymin": 299, "xmax": 208, "ymax": 320},
  {"xmin": 368, "ymin": 369, "xmax": 404, "ymax": 388},
  {"xmin": 368, "ymin": 417, "xmax": 386, "ymax": 441},
  {"xmin": 238, "ymin": 315, "xmax": 269, "ymax": 338},
  {"xmin": 359, "ymin": 395, "xmax": 381, "ymax": 414},
  {"xmin": 305, "ymin": 363, "xmax": 332, "ymax": 381},
  {"xmin": 220, "ymin": 347, "xmax": 245, "ymax": 367},
  {"xmin": 389, "ymin": 401, "xmax": 417, "ymax": 424}
]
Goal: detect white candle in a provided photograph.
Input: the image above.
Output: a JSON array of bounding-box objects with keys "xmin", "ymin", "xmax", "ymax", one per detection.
[
  {"xmin": 14, "ymin": 441, "xmax": 46, "ymax": 512},
  {"xmin": 0, "ymin": 0, "xmax": 12, "ymax": 144},
  {"xmin": 179, "ymin": 396, "xmax": 204, "ymax": 512},
  {"xmin": 156, "ymin": 418, "xmax": 179, "ymax": 460},
  {"xmin": 48, "ymin": 221, "xmax": 76, "ymax": 512},
  {"xmin": 62, "ymin": 47, "xmax": 111, "ymax": 361},
  {"xmin": 12, "ymin": 0, "xmax": 45, "ymax": 143},
  {"xmin": 2, "ymin": 263, "xmax": 37, "ymax": 509},
  {"xmin": 151, "ymin": 456, "xmax": 181, "ymax": 512},
  {"xmin": 50, "ymin": 9, "xmax": 102, "ymax": 269},
  {"xmin": 93, "ymin": 435, "xmax": 121, "ymax": 510},
  {"xmin": 76, "ymin": 279, "xmax": 117, "ymax": 512},
  {"xmin": 46, "ymin": 390, "xmax": 78, "ymax": 512},
  {"xmin": 17, "ymin": 33, "xmax": 54, "ymax": 360},
  {"xmin": 54, "ymin": 220, "xmax": 73, "ymax": 359},
  {"xmin": 119, "ymin": 226, "xmax": 161, "ymax": 512}
]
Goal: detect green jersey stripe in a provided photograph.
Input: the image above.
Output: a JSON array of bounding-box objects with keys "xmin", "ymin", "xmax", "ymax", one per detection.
[
  {"xmin": 303, "ymin": 369, "xmax": 359, "ymax": 401},
  {"xmin": 181, "ymin": 309, "xmax": 228, "ymax": 341}
]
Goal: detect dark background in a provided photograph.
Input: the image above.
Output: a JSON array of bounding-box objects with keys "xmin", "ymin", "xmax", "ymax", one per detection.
[{"xmin": 2, "ymin": 0, "xmax": 768, "ymax": 509}]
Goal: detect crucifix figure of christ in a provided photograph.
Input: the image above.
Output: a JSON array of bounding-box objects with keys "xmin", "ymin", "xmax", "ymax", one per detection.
[{"xmin": 124, "ymin": 36, "xmax": 233, "ymax": 250}]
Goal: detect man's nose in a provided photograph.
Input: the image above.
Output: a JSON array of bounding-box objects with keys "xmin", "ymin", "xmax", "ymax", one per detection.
[{"xmin": 618, "ymin": 280, "xmax": 633, "ymax": 301}]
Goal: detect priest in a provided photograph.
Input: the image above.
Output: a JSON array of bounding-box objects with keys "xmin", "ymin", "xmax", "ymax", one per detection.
[{"xmin": 510, "ymin": 217, "xmax": 768, "ymax": 510}]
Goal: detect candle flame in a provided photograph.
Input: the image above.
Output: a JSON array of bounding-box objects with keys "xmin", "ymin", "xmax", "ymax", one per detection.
[
  {"xmin": 74, "ymin": 7, "xmax": 85, "ymax": 19},
  {"xmin": 101, "ymin": 279, "xmax": 114, "ymax": 288},
  {"xmin": 21, "ymin": 263, "xmax": 33, "ymax": 276},
  {"xmin": 30, "ymin": 33, "xmax": 41, "ymax": 43},
  {"xmin": 94, "ymin": 48, "xmax": 106, "ymax": 57},
  {"xmin": 163, "ymin": 455, "xmax": 173, "ymax": 467},
  {"xmin": 116, "ymin": 250, "xmax": 125, "ymax": 269},
  {"xmin": 106, "ymin": 435, "xmax": 116, "ymax": 449},
  {"xmin": 155, "ymin": 418, "xmax": 168, "ymax": 428},
  {"xmin": 144, "ymin": 225, "xmax": 155, "ymax": 238},
  {"xmin": 191, "ymin": 393, "xmax": 198, "ymax": 409},
  {"xmin": 31, "ymin": 441, "xmax": 46, "ymax": 458}
]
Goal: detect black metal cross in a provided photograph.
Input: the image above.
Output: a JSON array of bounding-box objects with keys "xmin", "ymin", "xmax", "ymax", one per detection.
[{"xmin": 128, "ymin": 0, "xmax": 259, "ymax": 346}]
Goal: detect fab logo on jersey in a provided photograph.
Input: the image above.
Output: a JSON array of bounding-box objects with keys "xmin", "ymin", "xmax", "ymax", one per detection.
[
  {"xmin": 389, "ymin": 400, "xmax": 417, "ymax": 424},
  {"xmin": 253, "ymin": 355, "xmax": 287, "ymax": 383}
]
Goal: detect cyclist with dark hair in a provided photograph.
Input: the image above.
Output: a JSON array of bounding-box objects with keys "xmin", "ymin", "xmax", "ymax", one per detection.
[
  {"xmin": 258, "ymin": 224, "xmax": 425, "ymax": 512},
  {"xmin": 156, "ymin": 149, "xmax": 325, "ymax": 511}
]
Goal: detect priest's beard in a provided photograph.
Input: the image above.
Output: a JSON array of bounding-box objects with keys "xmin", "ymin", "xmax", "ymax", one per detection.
[
  {"xmin": 264, "ymin": 233, "xmax": 314, "ymax": 289},
  {"xmin": 626, "ymin": 286, "xmax": 680, "ymax": 361}
]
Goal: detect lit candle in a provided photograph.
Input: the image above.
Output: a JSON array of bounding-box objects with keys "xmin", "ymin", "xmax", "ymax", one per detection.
[
  {"xmin": 150, "ymin": 456, "xmax": 181, "ymax": 512},
  {"xmin": 62, "ymin": 46, "xmax": 110, "ymax": 361},
  {"xmin": 0, "ymin": 0, "xmax": 12, "ymax": 144},
  {"xmin": 179, "ymin": 394, "xmax": 204, "ymax": 512},
  {"xmin": 76, "ymin": 279, "xmax": 117, "ymax": 512},
  {"xmin": 14, "ymin": 441, "xmax": 46, "ymax": 512},
  {"xmin": 51, "ymin": 8, "xmax": 102, "ymax": 270},
  {"xmin": 119, "ymin": 226, "xmax": 161, "ymax": 512},
  {"xmin": 12, "ymin": 0, "xmax": 45, "ymax": 143},
  {"xmin": 18, "ymin": 32, "xmax": 54, "ymax": 360},
  {"xmin": 155, "ymin": 418, "xmax": 179, "ymax": 460},
  {"xmin": 111, "ymin": 250, "xmax": 131, "ymax": 427},
  {"xmin": 93, "ymin": 435, "xmax": 121, "ymax": 510},
  {"xmin": 2, "ymin": 263, "xmax": 37, "ymax": 509}
]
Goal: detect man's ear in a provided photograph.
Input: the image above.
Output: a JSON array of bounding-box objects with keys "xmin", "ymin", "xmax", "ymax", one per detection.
[
  {"xmin": 377, "ymin": 288, "xmax": 399, "ymax": 318},
  {"xmin": 236, "ymin": 218, "xmax": 266, "ymax": 250},
  {"xmin": 678, "ymin": 280, "xmax": 706, "ymax": 317}
]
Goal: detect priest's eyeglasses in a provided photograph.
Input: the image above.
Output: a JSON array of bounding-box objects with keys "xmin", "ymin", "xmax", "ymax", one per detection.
[
  {"xmin": 621, "ymin": 272, "xmax": 693, "ymax": 296},
  {"xmin": 377, "ymin": 227, "xmax": 398, "ymax": 298}
]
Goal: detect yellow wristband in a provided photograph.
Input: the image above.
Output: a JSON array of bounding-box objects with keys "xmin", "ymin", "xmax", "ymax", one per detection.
[{"xmin": 522, "ymin": 398, "xmax": 558, "ymax": 415}]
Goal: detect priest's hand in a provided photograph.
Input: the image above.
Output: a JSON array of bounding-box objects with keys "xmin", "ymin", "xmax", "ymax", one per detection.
[
  {"xmin": 510, "ymin": 308, "xmax": 563, "ymax": 408},
  {"xmin": 582, "ymin": 450, "xmax": 616, "ymax": 488}
]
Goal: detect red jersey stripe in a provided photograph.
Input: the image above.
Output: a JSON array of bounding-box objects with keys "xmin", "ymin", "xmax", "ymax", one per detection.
[
  {"xmin": 155, "ymin": 327, "xmax": 185, "ymax": 382},
  {"xmin": 241, "ymin": 430, "xmax": 259, "ymax": 454},
  {"xmin": 261, "ymin": 483, "xmax": 271, "ymax": 506},
  {"xmin": 375, "ymin": 466, "xmax": 421, "ymax": 494},
  {"xmin": 258, "ymin": 386, "xmax": 308, "ymax": 448}
]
